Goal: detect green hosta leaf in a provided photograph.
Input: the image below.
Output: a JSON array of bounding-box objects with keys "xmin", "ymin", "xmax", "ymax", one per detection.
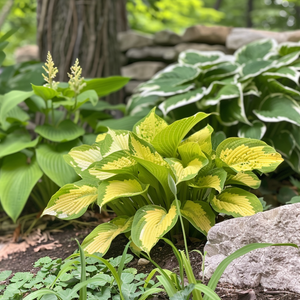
[
  {"xmin": 42, "ymin": 179, "xmax": 98, "ymax": 220},
  {"xmin": 211, "ymin": 187, "xmax": 263, "ymax": 217},
  {"xmin": 0, "ymin": 90, "xmax": 33, "ymax": 130},
  {"xmin": 131, "ymin": 201, "xmax": 178, "ymax": 255},
  {"xmin": 286, "ymin": 148, "xmax": 300, "ymax": 173},
  {"xmin": 97, "ymin": 175, "xmax": 149, "ymax": 207},
  {"xmin": 0, "ymin": 51, "xmax": 5, "ymax": 66},
  {"xmin": 180, "ymin": 201, "xmax": 215, "ymax": 235},
  {"xmin": 127, "ymin": 94, "xmax": 160, "ymax": 116},
  {"xmin": 88, "ymin": 150, "xmax": 138, "ymax": 180},
  {"xmin": 216, "ymin": 137, "xmax": 284, "ymax": 173},
  {"xmin": 31, "ymin": 84, "xmax": 58, "ymax": 101},
  {"xmin": 179, "ymin": 50, "xmax": 232, "ymax": 68},
  {"xmin": 278, "ymin": 42, "xmax": 300, "ymax": 56},
  {"xmin": 152, "ymin": 112, "xmax": 210, "ymax": 157},
  {"xmin": 253, "ymin": 94, "xmax": 300, "ymax": 126},
  {"xmin": 238, "ymin": 120, "xmax": 266, "ymax": 140},
  {"xmin": 190, "ymin": 168, "xmax": 227, "ymax": 193},
  {"xmin": 0, "ymin": 153, "xmax": 43, "ymax": 222},
  {"xmin": 74, "ymin": 90, "xmax": 99, "ymax": 108},
  {"xmin": 235, "ymin": 39, "xmax": 277, "ymax": 64},
  {"xmin": 81, "ymin": 76, "xmax": 130, "ymax": 97},
  {"xmin": 36, "ymin": 141, "xmax": 80, "ymax": 187},
  {"xmin": 241, "ymin": 60, "xmax": 274, "ymax": 80},
  {"xmin": 262, "ymin": 66, "xmax": 300, "ymax": 85},
  {"xmin": 133, "ymin": 107, "xmax": 168, "ymax": 143},
  {"xmin": 203, "ymin": 62, "xmax": 240, "ymax": 84},
  {"xmin": 81, "ymin": 216, "xmax": 133, "ymax": 255},
  {"xmin": 292, "ymin": 125, "xmax": 300, "ymax": 149},
  {"xmin": 181, "ymin": 124, "xmax": 214, "ymax": 155},
  {"xmin": 212, "ymin": 131, "xmax": 226, "ymax": 150},
  {"xmin": 0, "ymin": 130, "xmax": 39, "ymax": 158},
  {"xmin": 35, "ymin": 120, "xmax": 85, "ymax": 142},
  {"xmin": 272, "ymin": 130, "xmax": 295, "ymax": 158},
  {"xmin": 225, "ymin": 171, "xmax": 261, "ymax": 189},
  {"xmin": 267, "ymin": 79, "xmax": 300, "ymax": 97},
  {"xmin": 96, "ymin": 115, "xmax": 142, "ymax": 132},
  {"xmin": 159, "ymin": 88, "xmax": 206, "ymax": 116},
  {"xmin": 5, "ymin": 105, "xmax": 30, "ymax": 125}
]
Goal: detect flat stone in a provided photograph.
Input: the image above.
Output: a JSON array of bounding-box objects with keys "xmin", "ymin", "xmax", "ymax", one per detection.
[
  {"xmin": 182, "ymin": 25, "xmax": 231, "ymax": 45},
  {"xmin": 175, "ymin": 43, "xmax": 229, "ymax": 54},
  {"xmin": 121, "ymin": 61, "xmax": 166, "ymax": 80},
  {"xmin": 154, "ymin": 29, "xmax": 182, "ymax": 45},
  {"xmin": 15, "ymin": 45, "xmax": 39, "ymax": 63},
  {"xmin": 204, "ymin": 203, "xmax": 300, "ymax": 293},
  {"xmin": 126, "ymin": 46, "xmax": 177, "ymax": 62},
  {"xmin": 118, "ymin": 31, "xmax": 154, "ymax": 52},
  {"xmin": 125, "ymin": 80, "xmax": 144, "ymax": 95},
  {"xmin": 286, "ymin": 30, "xmax": 300, "ymax": 42}
]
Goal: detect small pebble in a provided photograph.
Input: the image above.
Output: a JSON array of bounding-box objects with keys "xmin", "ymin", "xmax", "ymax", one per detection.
[{"xmin": 138, "ymin": 258, "xmax": 150, "ymax": 266}]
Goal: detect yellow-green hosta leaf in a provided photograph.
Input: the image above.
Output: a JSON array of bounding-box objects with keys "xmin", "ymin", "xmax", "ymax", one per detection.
[
  {"xmin": 180, "ymin": 124, "xmax": 214, "ymax": 155},
  {"xmin": 88, "ymin": 150, "xmax": 138, "ymax": 180},
  {"xmin": 216, "ymin": 137, "xmax": 283, "ymax": 173},
  {"xmin": 133, "ymin": 107, "xmax": 168, "ymax": 143},
  {"xmin": 131, "ymin": 201, "xmax": 179, "ymax": 254},
  {"xmin": 190, "ymin": 168, "xmax": 227, "ymax": 193},
  {"xmin": 82, "ymin": 216, "xmax": 133, "ymax": 255},
  {"xmin": 97, "ymin": 175, "xmax": 149, "ymax": 207},
  {"xmin": 211, "ymin": 187, "xmax": 263, "ymax": 217},
  {"xmin": 226, "ymin": 171, "xmax": 261, "ymax": 189},
  {"xmin": 95, "ymin": 133, "xmax": 107, "ymax": 142},
  {"xmin": 42, "ymin": 179, "xmax": 98, "ymax": 220},
  {"xmin": 151, "ymin": 112, "xmax": 210, "ymax": 157},
  {"xmin": 177, "ymin": 142, "xmax": 208, "ymax": 166},
  {"xmin": 180, "ymin": 201, "xmax": 215, "ymax": 235}
]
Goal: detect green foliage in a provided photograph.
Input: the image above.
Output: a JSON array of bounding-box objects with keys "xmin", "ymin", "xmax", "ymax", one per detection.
[
  {"xmin": 43, "ymin": 108, "xmax": 283, "ymax": 256},
  {"xmin": 128, "ymin": 39, "xmax": 300, "ymax": 175},
  {"xmin": 0, "ymin": 49, "xmax": 130, "ymax": 222}
]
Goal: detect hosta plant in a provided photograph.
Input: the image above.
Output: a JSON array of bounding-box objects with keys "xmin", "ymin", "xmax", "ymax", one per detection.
[
  {"xmin": 42, "ymin": 108, "xmax": 283, "ymax": 256},
  {"xmin": 0, "ymin": 50, "xmax": 129, "ymax": 222},
  {"xmin": 127, "ymin": 39, "xmax": 300, "ymax": 174}
]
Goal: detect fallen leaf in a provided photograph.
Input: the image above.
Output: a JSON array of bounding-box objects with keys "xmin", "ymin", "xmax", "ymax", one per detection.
[
  {"xmin": 238, "ymin": 289, "xmax": 257, "ymax": 300},
  {"xmin": 33, "ymin": 241, "xmax": 62, "ymax": 252}
]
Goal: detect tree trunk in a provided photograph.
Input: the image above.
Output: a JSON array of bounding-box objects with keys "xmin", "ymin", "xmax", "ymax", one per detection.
[
  {"xmin": 246, "ymin": 0, "xmax": 253, "ymax": 28},
  {"xmin": 214, "ymin": 0, "xmax": 223, "ymax": 10},
  {"xmin": 37, "ymin": 0, "xmax": 128, "ymax": 104}
]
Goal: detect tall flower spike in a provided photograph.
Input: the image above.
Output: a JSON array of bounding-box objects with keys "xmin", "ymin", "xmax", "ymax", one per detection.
[
  {"xmin": 42, "ymin": 51, "xmax": 59, "ymax": 89},
  {"xmin": 68, "ymin": 58, "xmax": 86, "ymax": 95}
]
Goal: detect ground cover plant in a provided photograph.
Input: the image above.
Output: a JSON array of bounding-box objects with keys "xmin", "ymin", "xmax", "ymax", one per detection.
[
  {"xmin": 127, "ymin": 39, "xmax": 300, "ymax": 176},
  {"xmin": 41, "ymin": 107, "xmax": 283, "ymax": 257},
  {"xmin": 0, "ymin": 48, "xmax": 130, "ymax": 222}
]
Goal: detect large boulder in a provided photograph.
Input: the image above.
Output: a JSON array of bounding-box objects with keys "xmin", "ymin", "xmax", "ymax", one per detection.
[
  {"xmin": 204, "ymin": 203, "xmax": 300, "ymax": 293},
  {"xmin": 175, "ymin": 43, "xmax": 229, "ymax": 54},
  {"xmin": 154, "ymin": 29, "xmax": 182, "ymax": 45},
  {"xmin": 182, "ymin": 25, "xmax": 231, "ymax": 45},
  {"xmin": 118, "ymin": 31, "xmax": 154, "ymax": 52}
]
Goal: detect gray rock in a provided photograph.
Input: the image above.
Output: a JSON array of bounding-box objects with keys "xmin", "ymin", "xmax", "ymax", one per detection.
[
  {"xmin": 154, "ymin": 29, "xmax": 182, "ymax": 45},
  {"xmin": 121, "ymin": 62, "xmax": 166, "ymax": 81},
  {"xmin": 126, "ymin": 46, "xmax": 177, "ymax": 62},
  {"xmin": 204, "ymin": 203, "xmax": 300, "ymax": 293},
  {"xmin": 15, "ymin": 45, "xmax": 39, "ymax": 63},
  {"xmin": 118, "ymin": 30, "xmax": 154, "ymax": 52},
  {"xmin": 175, "ymin": 43, "xmax": 229, "ymax": 54},
  {"xmin": 182, "ymin": 25, "xmax": 231, "ymax": 45},
  {"xmin": 286, "ymin": 30, "xmax": 300, "ymax": 42}
]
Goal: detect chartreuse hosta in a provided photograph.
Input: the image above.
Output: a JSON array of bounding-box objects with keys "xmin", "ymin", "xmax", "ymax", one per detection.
[{"xmin": 43, "ymin": 108, "xmax": 283, "ymax": 256}]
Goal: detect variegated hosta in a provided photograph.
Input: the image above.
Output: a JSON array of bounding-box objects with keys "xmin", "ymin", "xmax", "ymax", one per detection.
[
  {"xmin": 43, "ymin": 108, "xmax": 283, "ymax": 256},
  {"xmin": 127, "ymin": 39, "xmax": 300, "ymax": 174}
]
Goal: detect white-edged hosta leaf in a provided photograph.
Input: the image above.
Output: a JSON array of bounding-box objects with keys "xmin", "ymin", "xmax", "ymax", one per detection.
[
  {"xmin": 266, "ymin": 79, "xmax": 300, "ymax": 97},
  {"xmin": 0, "ymin": 130, "xmax": 39, "ymax": 158},
  {"xmin": 275, "ymin": 51, "xmax": 299, "ymax": 68},
  {"xmin": 203, "ymin": 62, "xmax": 240, "ymax": 84},
  {"xmin": 126, "ymin": 94, "xmax": 160, "ymax": 116},
  {"xmin": 238, "ymin": 120, "xmax": 267, "ymax": 140},
  {"xmin": 189, "ymin": 168, "xmax": 227, "ymax": 193},
  {"xmin": 253, "ymin": 93, "xmax": 300, "ymax": 126},
  {"xmin": 179, "ymin": 50, "xmax": 233, "ymax": 68},
  {"xmin": 36, "ymin": 140, "xmax": 81, "ymax": 187},
  {"xmin": 262, "ymin": 66, "xmax": 300, "ymax": 85},
  {"xmin": 131, "ymin": 201, "xmax": 178, "ymax": 254},
  {"xmin": 235, "ymin": 39, "xmax": 277, "ymax": 64},
  {"xmin": 35, "ymin": 120, "xmax": 85, "ymax": 142},
  {"xmin": 42, "ymin": 179, "xmax": 98, "ymax": 220},
  {"xmin": 152, "ymin": 112, "xmax": 210, "ymax": 157},
  {"xmin": 0, "ymin": 153, "xmax": 43, "ymax": 222},
  {"xmin": 216, "ymin": 137, "xmax": 284, "ymax": 173},
  {"xmin": 133, "ymin": 107, "xmax": 168, "ymax": 143},
  {"xmin": 241, "ymin": 60, "xmax": 274, "ymax": 80},
  {"xmin": 278, "ymin": 41, "xmax": 300, "ymax": 56},
  {"xmin": 88, "ymin": 150, "xmax": 138, "ymax": 180},
  {"xmin": 180, "ymin": 124, "xmax": 214, "ymax": 155},
  {"xmin": 82, "ymin": 216, "xmax": 133, "ymax": 255},
  {"xmin": 97, "ymin": 175, "xmax": 149, "ymax": 207},
  {"xmin": 271, "ymin": 130, "xmax": 295, "ymax": 158},
  {"xmin": 159, "ymin": 88, "xmax": 205, "ymax": 116},
  {"xmin": 211, "ymin": 187, "xmax": 263, "ymax": 217},
  {"xmin": 180, "ymin": 201, "xmax": 215, "ymax": 235},
  {"xmin": 225, "ymin": 171, "xmax": 261, "ymax": 189},
  {"xmin": 140, "ymin": 83, "xmax": 195, "ymax": 97}
]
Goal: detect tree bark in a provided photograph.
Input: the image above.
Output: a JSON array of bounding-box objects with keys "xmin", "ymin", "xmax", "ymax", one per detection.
[
  {"xmin": 37, "ymin": 0, "xmax": 128, "ymax": 104},
  {"xmin": 246, "ymin": 0, "xmax": 253, "ymax": 28},
  {"xmin": 214, "ymin": 0, "xmax": 223, "ymax": 10}
]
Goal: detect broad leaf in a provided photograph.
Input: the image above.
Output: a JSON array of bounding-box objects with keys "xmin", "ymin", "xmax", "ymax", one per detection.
[
  {"xmin": 211, "ymin": 187, "xmax": 263, "ymax": 217},
  {"xmin": 127, "ymin": 94, "xmax": 160, "ymax": 116},
  {"xmin": 241, "ymin": 60, "xmax": 274, "ymax": 80},
  {"xmin": 238, "ymin": 120, "xmax": 266, "ymax": 140},
  {"xmin": 262, "ymin": 66, "xmax": 300, "ymax": 85},
  {"xmin": 42, "ymin": 179, "xmax": 98, "ymax": 220},
  {"xmin": 278, "ymin": 41, "xmax": 300, "ymax": 56},
  {"xmin": 35, "ymin": 120, "xmax": 85, "ymax": 142},
  {"xmin": 0, "ymin": 153, "xmax": 43, "ymax": 222},
  {"xmin": 31, "ymin": 84, "xmax": 58, "ymax": 101},
  {"xmin": 75, "ymin": 90, "xmax": 99, "ymax": 108},
  {"xmin": 267, "ymin": 79, "xmax": 300, "ymax": 97},
  {"xmin": 96, "ymin": 115, "xmax": 142, "ymax": 132},
  {"xmin": 272, "ymin": 130, "xmax": 295, "ymax": 157},
  {"xmin": 216, "ymin": 137, "xmax": 283, "ymax": 173},
  {"xmin": 225, "ymin": 171, "xmax": 261, "ymax": 189},
  {"xmin": 131, "ymin": 201, "xmax": 179, "ymax": 254},
  {"xmin": 81, "ymin": 216, "xmax": 133, "ymax": 255},
  {"xmin": 203, "ymin": 62, "xmax": 240, "ymax": 84}
]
